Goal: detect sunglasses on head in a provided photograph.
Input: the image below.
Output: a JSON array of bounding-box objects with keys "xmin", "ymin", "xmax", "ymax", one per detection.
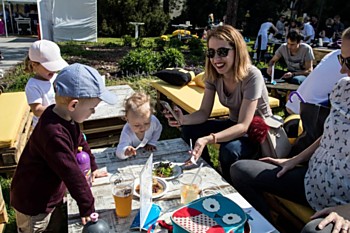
[
  {"xmin": 206, "ymin": 47, "xmax": 233, "ymax": 58},
  {"xmin": 337, "ymin": 54, "xmax": 350, "ymax": 70}
]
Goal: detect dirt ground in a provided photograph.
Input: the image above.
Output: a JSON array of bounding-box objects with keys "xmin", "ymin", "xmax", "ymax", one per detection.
[{"xmin": 63, "ymin": 46, "xmax": 132, "ymax": 78}]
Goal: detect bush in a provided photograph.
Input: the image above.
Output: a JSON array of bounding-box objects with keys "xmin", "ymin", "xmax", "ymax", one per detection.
[
  {"xmin": 159, "ymin": 48, "xmax": 185, "ymax": 69},
  {"xmin": 154, "ymin": 37, "xmax": 168, "ymax": 50},
  {"xmin": 122, "ymin": 35, "xmax": 133, "ymax": 47},
  {"xmin": 135, "ymin": 37, "xmax": 145, "ymax": 48},
  {"xmin": 119, "ymin": 48, "xmax": 161, "ymax": 75},
  {"xmin": 188, "ymin": 37, "xmax": 205, "ymax": 56},
  {"xmin": 169, "ymin": 37, "xmax": 183, "ymax": 49}
]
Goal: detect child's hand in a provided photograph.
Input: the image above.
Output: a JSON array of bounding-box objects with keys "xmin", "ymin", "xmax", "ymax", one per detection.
[
  {"xmin": 81, "ymin": 216, "xmax": 91, "ymax": 225},
  {"xmin": 144, "ymin": 144, "xmax": 156, "ymax": 152},
  {"xmin": 92, "ymin": 169, "xmax": 108, "ymax": 182},
  {"xmin": 125, "ymin": 146, "xmax": 137, "ymax": 157}
]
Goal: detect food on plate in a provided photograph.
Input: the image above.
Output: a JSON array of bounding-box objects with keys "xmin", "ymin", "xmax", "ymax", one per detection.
[
  {"xmin": 153, "ymin": 162, "xmax": 174, "ymax": 178},
  {"xmin": 135, "ymin": 178, "xmax": 165, "ymax": 196}
]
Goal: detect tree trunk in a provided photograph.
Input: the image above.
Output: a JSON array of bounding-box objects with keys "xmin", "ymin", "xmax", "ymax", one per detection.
[{"xmin": 226, "ymin": 0, "xmax": 239, "ymax": 27}]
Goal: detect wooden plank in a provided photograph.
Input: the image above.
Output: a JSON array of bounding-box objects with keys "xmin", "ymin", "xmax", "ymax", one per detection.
[
  {"xmin": 0, "ymin": 111, "xmax": 32, "ymax": 166},
  {"xmin": 81, "ymin": 124, "xmax": 123, "ymax": 135}
]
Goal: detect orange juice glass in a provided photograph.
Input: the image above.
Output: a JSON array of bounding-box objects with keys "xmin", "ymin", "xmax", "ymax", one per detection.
[
  {"xmin": 179, "ymin": 172, "xmax": 202, "ymax": 205},
  {"xmin": 110, "ymin": 173, "xmax": 134, "ymax": 217}
]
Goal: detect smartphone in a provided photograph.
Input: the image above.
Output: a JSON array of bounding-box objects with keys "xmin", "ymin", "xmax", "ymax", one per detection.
[{"xmin": 159, "ymin": 100, "xmax": 180, "ymax": 122}]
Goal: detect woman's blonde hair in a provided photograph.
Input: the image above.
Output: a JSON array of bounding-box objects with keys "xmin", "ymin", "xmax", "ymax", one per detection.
[
  {"xmin": 124, "ymin": 92, "xmax": 154, "ymax": 117},
  {"xmin": 342, "ymin": 27, "xmax": 350, "ymax": 40},
  {"xmin": 204, "ymin": 25, "xmax": 251, "ymax": 83}
]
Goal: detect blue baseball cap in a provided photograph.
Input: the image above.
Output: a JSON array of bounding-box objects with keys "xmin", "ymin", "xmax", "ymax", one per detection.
[{"xmin": 54, "ymin": 63, "xmax": 118, "ymax": 105}]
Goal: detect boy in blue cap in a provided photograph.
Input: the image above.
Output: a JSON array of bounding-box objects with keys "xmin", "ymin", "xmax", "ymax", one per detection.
[{"xmin": 10, "ymin": 63, "xmax": 117, "ymax": 232}]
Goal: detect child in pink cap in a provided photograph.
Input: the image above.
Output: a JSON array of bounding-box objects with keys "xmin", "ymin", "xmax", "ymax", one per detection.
[{"xmin": 24, "ymin": 39, "xmax": 68, "ymax": 127}]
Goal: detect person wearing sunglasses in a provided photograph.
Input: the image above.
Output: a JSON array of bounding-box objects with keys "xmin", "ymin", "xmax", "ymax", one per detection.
[
  {"xmin": 261, "ymin": 30, "xmax": 315, "ymax": 85},
  {"xmin": 164, "ymin": 25, "xmax": 272, "ymax": 182},
  {"xmin": 231, "ymin": 27, "xmax": 350, "ymax": 233}
]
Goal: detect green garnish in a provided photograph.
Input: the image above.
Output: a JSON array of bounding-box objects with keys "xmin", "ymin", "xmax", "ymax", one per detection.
[{"xmin": 153, "ymin": 162, "xmax": 173, "ymax": 178}]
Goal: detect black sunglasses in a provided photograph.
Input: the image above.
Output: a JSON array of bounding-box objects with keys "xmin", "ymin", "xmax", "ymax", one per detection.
[
  {"xmin": 206, "ymin": 47, "xmax": 233, "ymax": 58},
  {"xmin": 337, "ymin": 54, "xmax": 350, "ymax": 70}
]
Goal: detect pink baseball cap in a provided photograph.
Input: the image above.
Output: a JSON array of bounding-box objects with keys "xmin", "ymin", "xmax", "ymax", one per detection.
[{"xmin": 29, "ymin": 39, "xmax": 68, "ymax": 71}]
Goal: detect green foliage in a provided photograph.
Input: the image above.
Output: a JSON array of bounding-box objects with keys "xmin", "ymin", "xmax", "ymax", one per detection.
[
  {"xmin": 168, "ymin": 37, "xmax": 183, "ymax": 49},
  {"xmin": 97, "ymin": 0, "xmax": 170, "ymax": 37},
  {"xmin": 159, "ymin": 48, "xmax": 185, "ymax": 69},
  {"xmin": 122, "ymin": 35, "xmax": 134, "ymax": 47},
  {"xmin": 154, "ymin": 37, "xmax": 168, "ymax": 50},
  {"xmin": 187, "ymin": 37, "xmax": 205, "ymax": 58},
  {"xmin": 135, "ymin": 37, "xmax": 145, "ymax": 48},
  {"xmin": 0, "ymin": 176, "xmax": 17, "ymax": 233},
  {"xmin": 119, "ymin": 49, "xmax": 161, "ymax": 75}
]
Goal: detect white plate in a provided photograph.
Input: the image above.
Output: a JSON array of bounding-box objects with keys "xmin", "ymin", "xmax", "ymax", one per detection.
[
  {"xmin": 133, "ymin": 177, "xmax": 168, "ymax": 199},
  {"xmin": 153, "ymin": 162, "xmax": 182, "ymax": 180}
]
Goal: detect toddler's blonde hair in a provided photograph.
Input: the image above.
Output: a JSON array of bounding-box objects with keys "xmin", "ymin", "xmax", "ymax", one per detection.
[{"xmin": 124, "ymin": 92, "xmax": 154, "ymax": 117}]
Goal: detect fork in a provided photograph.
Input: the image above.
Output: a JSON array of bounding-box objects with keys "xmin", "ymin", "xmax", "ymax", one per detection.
[{"xmin": 135, "ymin": 140, "xmax": 147, "ymax": 150}]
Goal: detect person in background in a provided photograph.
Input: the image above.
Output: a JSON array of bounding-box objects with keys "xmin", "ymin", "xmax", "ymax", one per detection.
[
  {"xmin": 333, "ymin": 15, "xmax": 345, "ymax": 41},
  {"xmin": 164, "ymin": 25, "xmax": 272, "ymax": 181},
  {"xmin": 261, "ymin": 30, "xmax": 314, "ymax": 84},
  {"xmin": 310, "ymin": 15, "xmax": 319, "ymax": 36},
  {"xmin": 287, "ymin": 19, "xmax": 298, "ymax": 34},
  {"xmin": 116, "ymin": 92, "xmax": 162, "ymax": 159},
  {"xmin": 254, "ymin": 18, "xmax": 278, "ymax": 62},
  {"xmin": 11, "ymin": 63, "xmax": 116, "ymax": 232},
  {"xmin": 24, "ymin": 40, "xmax": 68, "ymax": 128},
  {"xmin": 231, "ymin": 27, "xmax": 350, "ymax": 233},
  {"xmin": 301, "ymin": 16, "xmax": 315, "ymax": 44},
  {"xmin": 319, "ymin": 18, "xmax": 335, "ymax": 46},
  {"xmin": 286, "ymin": 49, "xmax": 345, "ymax": 114},
  {"xmin": 276, "ymin": 15, "xmax": 286, "ymax": 39},
  {"xmin": 208, "ymin": 13, "xmax": 214, "ymax": 30}
]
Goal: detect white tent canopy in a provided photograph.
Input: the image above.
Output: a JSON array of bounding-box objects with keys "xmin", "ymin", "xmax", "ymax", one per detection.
[{"xmin": 1, "ymin": 0, "xmax": 97, "ymax": 41}]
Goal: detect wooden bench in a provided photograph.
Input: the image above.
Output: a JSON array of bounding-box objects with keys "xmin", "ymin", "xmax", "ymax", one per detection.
[
  {"xmin": 151, "ymin": 80, "xmax": 280, "ymax": 118},
  {"xmin": 0, "ymin": 92, "xmax": 33, "ymax": 175}
]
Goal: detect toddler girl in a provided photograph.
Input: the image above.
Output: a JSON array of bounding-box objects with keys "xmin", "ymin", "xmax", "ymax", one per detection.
[
  {"xmin": 25, "ymin": 39, "xmax": 68, "ymax": 127},
  {"xmin": 116, "ymin": 92, "xmax": 162, "ymax": 159}
]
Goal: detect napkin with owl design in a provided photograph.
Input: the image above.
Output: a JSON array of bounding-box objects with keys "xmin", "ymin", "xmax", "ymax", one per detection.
[{"xmin": 171, "ymin": 193, "xmax": 249, "ymax": 233}]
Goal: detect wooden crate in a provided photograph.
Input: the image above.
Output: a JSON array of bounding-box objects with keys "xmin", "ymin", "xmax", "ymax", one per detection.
[{"xmin": 0, "ymin": 111, "xmax": 32, "ymax": 174}]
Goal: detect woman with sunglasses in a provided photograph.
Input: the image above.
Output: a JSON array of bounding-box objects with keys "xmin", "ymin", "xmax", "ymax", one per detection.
[
  {"xmin": 164, "ymin": 25, "xmax": 272, "ymax": 181},
  {"xmin": 231, "ymin": 27, "xmax": 350, "ymax": 233}
]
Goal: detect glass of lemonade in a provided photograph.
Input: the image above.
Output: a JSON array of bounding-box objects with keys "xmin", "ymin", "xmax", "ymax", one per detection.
[
  {"xmin": 109, "ymin": 173, "xmax": 134, "ymax": 217},
  {"xmin": 179, "ymin": 172, "xmax": 202, "ymax": 205}
]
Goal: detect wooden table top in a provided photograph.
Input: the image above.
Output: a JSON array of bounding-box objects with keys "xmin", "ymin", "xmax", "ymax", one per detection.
[
  {"xmin": 265, "ymin": 82, "xmax": 299, "ymax": 91},
  {"xmin": 67, "ymin": 138, "xmax": 278, "ymax": 233}
]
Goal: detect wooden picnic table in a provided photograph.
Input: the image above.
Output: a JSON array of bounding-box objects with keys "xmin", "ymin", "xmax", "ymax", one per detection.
[
  {"xmin": 67, "ymin": 138, "xmax": 279, "ymax": 233},
  {"xmin": 265, "ymin": 82, "xmax": 299, "ymax": 91},
  {"xmin": 313, "ymin": 47, "xmax": 336, "ymax": 65}
]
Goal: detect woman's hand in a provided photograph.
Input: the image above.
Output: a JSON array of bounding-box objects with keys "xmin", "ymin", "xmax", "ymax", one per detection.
[
  {"xmin": 92, "ymin": 169, "xmax": 108, "ymax": 182},
  {"xmin": 163, "ymin": 105, "xmax": 183, "ymax": 127},
  {"xmin": 191, "ymin": 136, "xmax": 211, "ymax": 161},
  {"xmin": 313, "ymin": 210, "xmax": 350, "ymax": 233},
  {"xmin": 259, "ymin": 157, "xmax": 297, "ymax": 178}
]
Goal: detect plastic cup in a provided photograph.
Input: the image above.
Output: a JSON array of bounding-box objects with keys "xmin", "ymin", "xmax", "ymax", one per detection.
[
  {"xmin": 179, "ymin": 172, "xmax": 202, "ymax": 205},
  {"xmin": 109, "ymin": 173, "xmax": 134, "ymax": 217}
]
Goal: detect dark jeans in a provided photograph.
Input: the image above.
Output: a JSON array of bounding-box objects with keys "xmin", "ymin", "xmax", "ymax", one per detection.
[
  {"xmin": 230, "ymin": 160, "xmax": 309, "ymax": 221},
  {"xmin": 260, "ymin": 68, "xmax": 306, "ymax": 85},
  {"xmin": 181, "ymin": 119, "xmax": 260, "ymax": 182}
]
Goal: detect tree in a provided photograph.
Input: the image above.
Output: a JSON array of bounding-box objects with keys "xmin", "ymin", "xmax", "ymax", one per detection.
[{"xmin": 226, "ymin": 0, "xmax": 239, "ymax": 27}]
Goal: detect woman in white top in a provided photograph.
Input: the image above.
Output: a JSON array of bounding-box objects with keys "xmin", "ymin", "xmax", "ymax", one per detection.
[{"xmin": 254, "ymin": 18, "xmax": 278, "ymax": 62}]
